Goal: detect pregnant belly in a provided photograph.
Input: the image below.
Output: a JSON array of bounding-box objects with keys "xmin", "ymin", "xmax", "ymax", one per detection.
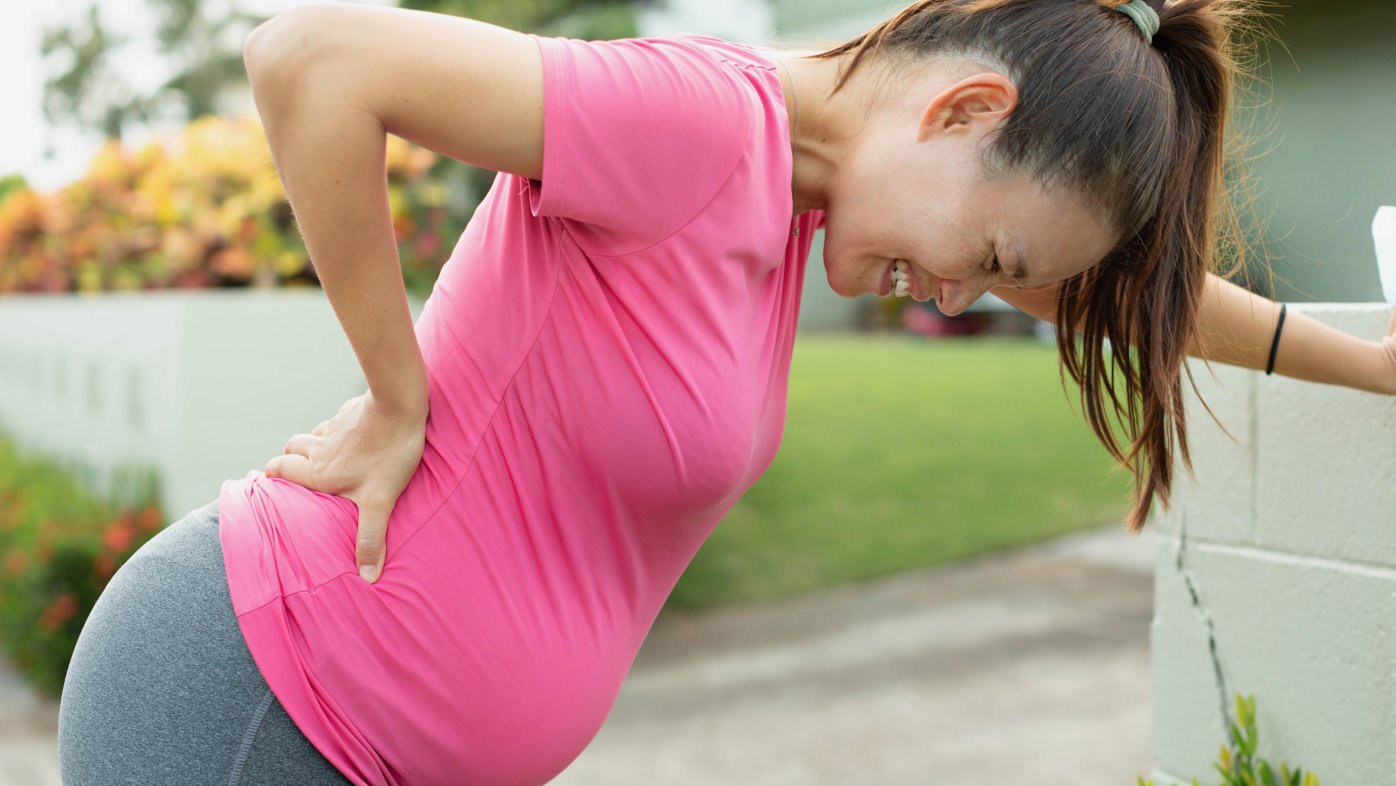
[{"xmin": 289, "ymin": 547, "xmax": 637, "ymax": 786}]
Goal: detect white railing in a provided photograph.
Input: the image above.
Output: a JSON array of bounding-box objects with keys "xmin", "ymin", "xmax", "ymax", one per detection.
[{"xmin": 0, "ymin": 289, "xmax": 425, "ymax": 519}]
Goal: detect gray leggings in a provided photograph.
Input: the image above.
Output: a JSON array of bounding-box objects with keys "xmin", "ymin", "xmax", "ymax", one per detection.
[{"xmin": 58, "ymin": 498, "xmax": 353, "ymax": 785}]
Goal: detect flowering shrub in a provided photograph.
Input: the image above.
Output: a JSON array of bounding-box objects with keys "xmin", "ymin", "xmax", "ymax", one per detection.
[
  {"xmin": 0, "ymin": 434, "xmax": 163, "ymax": 698},
  {"xmin": 0, "ymin": 114, "xmax": 456, "ymax": 296}
]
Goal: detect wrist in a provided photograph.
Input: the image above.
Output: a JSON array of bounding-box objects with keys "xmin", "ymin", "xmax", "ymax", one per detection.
[
  {"xmin": 370, "ymin": 368, "xmax": 429, "ymax": 420},
  {"xmin": 1375, "ymin": 338, "xmax": 1396, "ymax": 396}
]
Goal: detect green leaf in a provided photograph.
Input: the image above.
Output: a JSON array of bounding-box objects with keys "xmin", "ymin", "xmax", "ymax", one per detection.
[{"xmin": 1240, "ymin": 715, "xmax": 1258, "ymax": 756}]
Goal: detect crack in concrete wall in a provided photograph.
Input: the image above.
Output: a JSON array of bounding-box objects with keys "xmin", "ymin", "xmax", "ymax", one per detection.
[{"xmin": 1172, "ymin": 510, "xmax": 1238, "ymax": 742}]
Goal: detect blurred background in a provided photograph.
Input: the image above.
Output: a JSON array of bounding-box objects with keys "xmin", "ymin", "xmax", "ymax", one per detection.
[{"xmin": 0, "ymin": 1, "xmax": 1390, "ymax": 784}]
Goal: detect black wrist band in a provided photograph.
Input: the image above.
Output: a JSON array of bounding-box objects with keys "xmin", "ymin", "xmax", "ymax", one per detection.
[{"xmin": 1265, "ymin": 302, "xmax": 1287, "ymax": 376}]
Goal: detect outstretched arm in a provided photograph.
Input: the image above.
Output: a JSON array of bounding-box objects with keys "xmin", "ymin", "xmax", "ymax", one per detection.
[{"xmin": 991, "ymin": 273, "xmax": 1396, "ymax": 395}]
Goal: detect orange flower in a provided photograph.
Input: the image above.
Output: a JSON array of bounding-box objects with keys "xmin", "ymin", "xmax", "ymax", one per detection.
[
  {"xmin": 4, "ymin": 551, "xmax": 25, "ymax": 576},
  {"xmin": 408, "ymin": 146, "xmax": 437, "ymax": 178},
  {"xmin": 210, "ymin": 247, "xmax": 255, "ymax": 280}
]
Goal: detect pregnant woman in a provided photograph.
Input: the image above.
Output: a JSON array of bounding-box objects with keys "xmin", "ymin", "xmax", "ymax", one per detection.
[{"xmin": 57, "ymin": 0, "xmax": 1396, "ymax": 784}]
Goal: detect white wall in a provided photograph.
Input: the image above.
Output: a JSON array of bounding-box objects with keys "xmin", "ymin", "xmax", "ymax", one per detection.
[
  {"xmin": 0, "ymin": 289, "xmax": 424, "ymax": 519},
  {"xmin": 1146, "ymin": 303, "xmax": 1396, "ymax": 785}
]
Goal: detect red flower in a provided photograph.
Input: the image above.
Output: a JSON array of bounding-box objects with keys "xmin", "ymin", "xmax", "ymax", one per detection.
[
  {"xmin": 137, "ymin": 506, "xmax": 162, "ymax": 532},
  {"xmin": 94, "ymin": 552, "xmax": 117, "ymax": 582},
  {"xmin": 103, "ymin": 522, "xmax": 134, "ymax": 553},
  {"xmin": 40, "ymin": 593, "xmax": 79, "ymax": 632}
]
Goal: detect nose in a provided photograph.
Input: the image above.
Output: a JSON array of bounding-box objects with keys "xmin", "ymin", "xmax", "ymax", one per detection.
[{"xmin": 936, "ymin": 279, "xmax": 987, "ymax": 317}]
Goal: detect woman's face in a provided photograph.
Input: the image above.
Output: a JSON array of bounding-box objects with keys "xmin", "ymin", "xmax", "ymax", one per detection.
[{"xmin": 818, "ymin": 71, "xmax": 1120, "ymax": 316}]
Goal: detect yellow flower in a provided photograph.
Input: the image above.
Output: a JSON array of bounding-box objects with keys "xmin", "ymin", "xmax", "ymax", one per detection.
[
  {"xmin": 87, "ymin": 140, "xmax": 129, "ymax": 185},
  {"xmin": 275, "ymin": 249, "xmax": 305, "ymax": 277}
]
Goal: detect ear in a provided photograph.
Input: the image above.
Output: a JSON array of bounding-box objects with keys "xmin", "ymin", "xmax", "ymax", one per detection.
[{"xmin": 918, "ymin": 72, "xmax": 1017, "ymax": 142}]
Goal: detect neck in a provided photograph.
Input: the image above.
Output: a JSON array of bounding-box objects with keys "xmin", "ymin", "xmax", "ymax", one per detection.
[{"xmin": 764, "ymin": 48, "xmax": 864, "ymax": 216}]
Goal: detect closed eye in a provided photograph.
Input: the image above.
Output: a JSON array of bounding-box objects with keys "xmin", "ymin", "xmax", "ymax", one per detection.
[{"xmin": 990, "ymin": 254, "xmax": 1027, "ymax": 288}]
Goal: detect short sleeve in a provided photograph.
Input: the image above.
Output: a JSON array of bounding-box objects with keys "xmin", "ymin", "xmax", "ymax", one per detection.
[{"xmin": 525, "ymin": 34, "xmax": 753, "ymax": 256}]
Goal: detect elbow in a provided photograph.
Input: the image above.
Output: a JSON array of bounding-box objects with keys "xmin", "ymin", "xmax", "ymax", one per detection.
[
  {"xmin": 243, "ymin": 5, "xmax": 337, "ymax": 85},
  {"xmin": 242, "ymin": 15, "xmax": 291, "ymax": 87},
  {"xmin": 243, "ymin": 20, "xmax": 274, "ymax": 74}
]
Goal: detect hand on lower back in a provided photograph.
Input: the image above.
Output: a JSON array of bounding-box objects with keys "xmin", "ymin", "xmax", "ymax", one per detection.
[{"xmin": 265, "ymin": 389, "xmax": 428, "ymax": 583}]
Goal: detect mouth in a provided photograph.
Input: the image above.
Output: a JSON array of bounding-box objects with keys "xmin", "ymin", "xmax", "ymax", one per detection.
[
  {"xmin": 884, "ymin": 259, "xmax": 935, "ymax": 302},
  {"xmin": 903, "ymin": 261, "xmax": 923, "ymax": 302},
  {"xmin": 912, "ymin": 263, "xmax": 941, "ymax": 304}
]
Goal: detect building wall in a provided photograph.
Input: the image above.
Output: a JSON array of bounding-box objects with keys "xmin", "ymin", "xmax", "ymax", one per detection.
[
  {"xmin": 1243, "ymin": 3, "xmax": 1396, "ymax": 302},
  {"xmin": 1147, "ymin": 304, "xmax": 1396, "ymax": 785}
]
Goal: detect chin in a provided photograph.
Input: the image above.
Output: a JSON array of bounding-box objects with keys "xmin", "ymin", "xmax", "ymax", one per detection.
[
  {"xmin": 821, "ymin": 257, "xmax": 866, "ymax": 299},
  {"xmin": 824, "ymin": 272, "xmax": 862, "ymax": 299}
]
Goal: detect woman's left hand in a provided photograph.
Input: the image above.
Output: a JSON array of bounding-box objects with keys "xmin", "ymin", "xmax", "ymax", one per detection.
[
  {"xmin": 264, "ymin": 389, "xmax": 428, "ymax": 583},
  {"xmin": 1383, "ymin": 308, "xmax": 1396, "ymax": 395}
]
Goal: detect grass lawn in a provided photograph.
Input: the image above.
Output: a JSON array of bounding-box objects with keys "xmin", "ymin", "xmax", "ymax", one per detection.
[{"xmin": 666, "ymin": 334, "xmax": 1135, "ymax": 611}]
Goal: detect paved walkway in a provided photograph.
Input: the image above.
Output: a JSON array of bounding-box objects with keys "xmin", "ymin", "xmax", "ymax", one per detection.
[
  {"xmin": 1, "ymin": 524, "xmax": 1155, "ymax": 786},
  {"xmin": 0, "ymin": 656, "xmax": 60, "ymax": 786}
]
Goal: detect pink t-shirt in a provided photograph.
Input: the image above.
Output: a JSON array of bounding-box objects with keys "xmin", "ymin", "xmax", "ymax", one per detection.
[{"xmin": 219, "ymin": 32, "xmax": 825, "ymax": 786}]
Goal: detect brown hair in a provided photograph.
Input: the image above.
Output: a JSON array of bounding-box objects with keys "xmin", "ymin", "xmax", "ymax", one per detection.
[{"xmin": 808, "ymin": 0, "xmax": 1268, "ymax": 533}]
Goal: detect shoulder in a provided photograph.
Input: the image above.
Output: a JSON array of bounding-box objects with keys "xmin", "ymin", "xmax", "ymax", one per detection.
[{"xmin": 525, "ymin": 32, "xmax": 762, "ymax": 255}]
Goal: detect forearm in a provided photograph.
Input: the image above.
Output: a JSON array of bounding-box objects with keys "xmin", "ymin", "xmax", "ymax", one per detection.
[
  {"xmin": 1189, "ymin": 274, "xmax": 1392, "ymax": 394},
  {"xmin": 244, "ymin": 26, "xmax": 428, "ymax": 414},
  {"xmin": 993, "ymin": 273, "xmax": 1395, "ymax": 394}
]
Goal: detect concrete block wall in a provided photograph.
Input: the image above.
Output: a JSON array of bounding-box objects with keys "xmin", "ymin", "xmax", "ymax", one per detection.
[
  {"xmin": 1147, "ymin": 303, "xmax": 1396, "ymax": 785},
  {"xmin": 0, "ymin": 289, "xmax": 425, "ymax": 520}
]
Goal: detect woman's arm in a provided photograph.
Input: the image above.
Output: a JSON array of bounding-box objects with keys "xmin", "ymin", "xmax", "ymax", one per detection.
[
  {"xmin": 242, "ymin": 12, "xmax": 426, "ymax": 415},
  {"xmin": 241, "ymin": 3, "xmax": 545, "ymax": 410},
  {"xmin": 242, "ymin": 5, "xmax": 548, "ymax": 580},
  {"xmin": 991, "ymin": 273, "xmax": 1396, "ymax": 395}
]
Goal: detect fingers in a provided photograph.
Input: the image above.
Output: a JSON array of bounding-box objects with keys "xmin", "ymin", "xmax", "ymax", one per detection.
[
  {"xmin": 264, "ymin": 451, "xmax": 311, "ymax": 482},
  {"xmin": 338, "ymin": 395, "xmax": 363, "ymax": 417},
  {"xmin": 312, "ymin": 419, "xmax": 331, "ymax": 436},
  {"xmin": 355, "ymin": 509, "xmax": 387, "ymax": 584},
  {"xmin": 282, "ymin": 433, "xmax": 317, "ymax": 455}
]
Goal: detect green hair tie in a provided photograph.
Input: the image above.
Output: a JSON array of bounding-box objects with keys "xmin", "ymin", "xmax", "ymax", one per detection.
[{"xmin": 1112, "ymin": 0, "xmax": 1160, "ymax": 44}]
